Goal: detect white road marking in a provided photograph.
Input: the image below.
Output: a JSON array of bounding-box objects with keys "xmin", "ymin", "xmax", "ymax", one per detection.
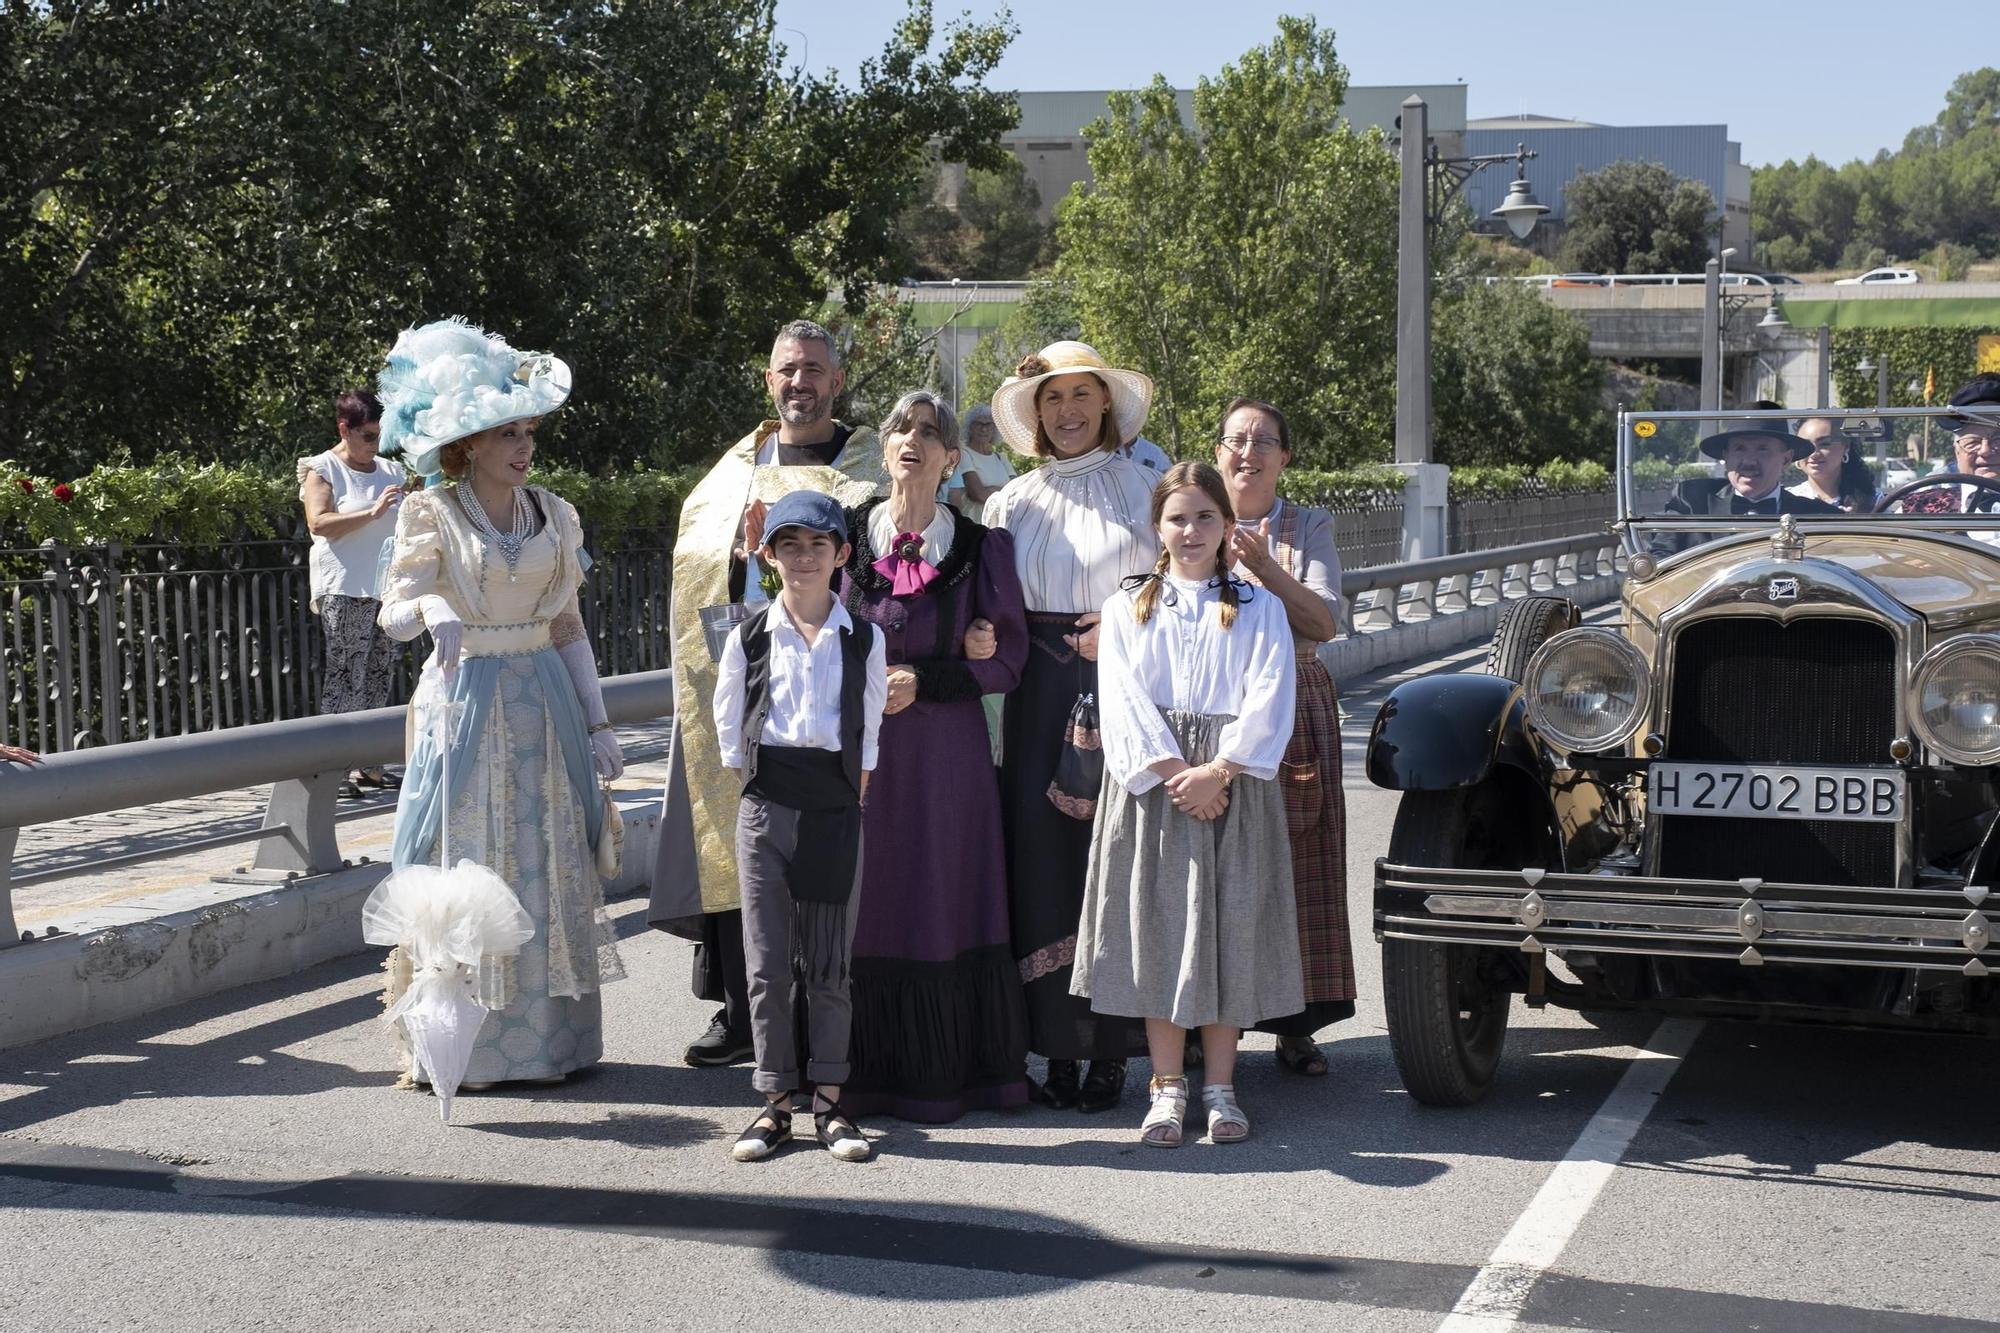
[{"xmin": 1436, "ymin": 1017, "xmax": 1705, "ymax": 1332}]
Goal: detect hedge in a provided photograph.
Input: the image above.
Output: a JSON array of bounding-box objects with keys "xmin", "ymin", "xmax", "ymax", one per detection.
[
  {"xmin": 0, "ymin": 455, "xmax": 701, "ymax": 550},
  {"xmin": 2, "ymin": 454, "xmax": 1626, "ymax": 552}
]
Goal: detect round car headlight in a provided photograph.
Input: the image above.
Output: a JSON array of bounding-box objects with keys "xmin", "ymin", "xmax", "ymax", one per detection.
[
  {"xmin": 1523, "ymin": 628, "xmax": 1652, "ymax": 753},
  {"xmin": 1910, "ymin": 636, "xmax": 2000, "ymax": 765}
]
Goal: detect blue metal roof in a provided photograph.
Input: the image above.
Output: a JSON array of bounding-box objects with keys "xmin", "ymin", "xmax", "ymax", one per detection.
[{"xmin": 1463, "ymin": 124, "xmax": 1731, "ymax": 224}]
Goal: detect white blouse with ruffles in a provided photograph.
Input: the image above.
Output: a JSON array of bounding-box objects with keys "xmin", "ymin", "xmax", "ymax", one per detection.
[
  {"xmin": 982, "ymin": 449, "xmax": 1159, "ymax": 614},
  {"xmin": 1095, "ymin": 574, "xmax": 1297, "ymax": 795}
]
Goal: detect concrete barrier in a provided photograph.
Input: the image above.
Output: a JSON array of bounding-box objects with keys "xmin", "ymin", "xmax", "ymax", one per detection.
[{"xmin": 0, "ymin": 795, "xmax": 662, "ymax": 1051}]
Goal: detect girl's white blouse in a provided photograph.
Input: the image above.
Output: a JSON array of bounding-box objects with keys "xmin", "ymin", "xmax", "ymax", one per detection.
[
  {"xmin": 982, "ymin": 449, "xmax": 1159, "ymax": 614},
  {"xmin": 1095, "ymin": 574, "xmax": 1297, "ymax": 795}
]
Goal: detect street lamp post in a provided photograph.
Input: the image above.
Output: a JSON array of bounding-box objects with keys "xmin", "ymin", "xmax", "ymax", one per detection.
[
  {"xmin": 1856, "ymin": 352, "xmax": 1891, "ymax": 465},
  {"xmin": 1700, "ymin": 257, "xmax": 1786, "ymax": 416},
  {"xmin": 1393, "ymin": 94, "xmax": 1547, "ymax": 556}
]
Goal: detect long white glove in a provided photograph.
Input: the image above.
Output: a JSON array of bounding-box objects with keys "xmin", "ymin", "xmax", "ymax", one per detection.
[
  {"xmin": 558, "ymin": 638, "xmax": 623, "ymax": 779},
  {"xmin": 380, "ymin": 594, "xmax": 462, "ymax": 675}
]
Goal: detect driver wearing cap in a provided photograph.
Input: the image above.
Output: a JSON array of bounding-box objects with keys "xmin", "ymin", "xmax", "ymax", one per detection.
[{"xmin": 1936, "ymin": 375, "xmax": 2000, "ymax": 513}]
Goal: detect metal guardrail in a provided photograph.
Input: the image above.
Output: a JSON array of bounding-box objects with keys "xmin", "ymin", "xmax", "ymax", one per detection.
[
  {"xmin": 1340, "ymin": 530, "xmax": 1621, "ymax": 634},
  {"xmin": 1501, "ymin": 272, "xmax": 1774, "ymax": 289},
  {"xmin": 0, "ymin": 669, "xmax": 674, "ymax": 947}
]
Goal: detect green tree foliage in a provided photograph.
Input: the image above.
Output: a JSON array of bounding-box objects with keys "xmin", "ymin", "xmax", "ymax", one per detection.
[
  {"xmin": 896, "ymin": 156, "xmax": 1051, "ymax": 280},
  {"xmin": 0, "ymin": 0, "xmax": 1017, "ymax": 476},
  {"xmin": 1051, "ymin": 17, "xmax": 1398, "ymax": 465},
  {"xmin": 1431, "ymin": 280, "xmax": 1608, "ymax": 467},
  {"xmin": 1557, "ymin": 160, "xmax": 1718, "ymax": 275},
  {"xmin": 1753, "ymin": 68, "xmax": 2000, "ymax": 271}
]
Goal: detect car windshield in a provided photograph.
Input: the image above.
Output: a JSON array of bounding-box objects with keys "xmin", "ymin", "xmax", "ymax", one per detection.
[{"xmin": 1617, "ymin": 406, "xmax": 2000, "ymax": 554}]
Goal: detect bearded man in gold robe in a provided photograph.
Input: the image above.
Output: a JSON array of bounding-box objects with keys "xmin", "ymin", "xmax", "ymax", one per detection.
[{"xmin": 649, "ymin": 319, "xmax": 889, "ymax": 1065}]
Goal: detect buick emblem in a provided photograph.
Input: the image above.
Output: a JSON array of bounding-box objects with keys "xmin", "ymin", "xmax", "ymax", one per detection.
[{"xmin": 1768, "ymin": 577, "xmax": 1800, "ymax": 601}]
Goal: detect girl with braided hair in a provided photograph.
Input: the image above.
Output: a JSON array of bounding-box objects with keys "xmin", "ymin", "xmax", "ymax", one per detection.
[{"xmin": 1071, "ymin": 461, "xmax": 1301, "ymax": 1150}]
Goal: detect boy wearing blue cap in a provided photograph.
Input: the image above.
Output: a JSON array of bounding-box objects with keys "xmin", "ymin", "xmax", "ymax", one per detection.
[{"xmin": 712, "ymin": 490, "xmax": 887, "ymax": 1162}]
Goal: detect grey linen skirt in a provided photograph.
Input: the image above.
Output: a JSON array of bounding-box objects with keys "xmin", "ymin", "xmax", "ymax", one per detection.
[{"xmin": 1071, "ymin": 709, "xmax": 1305, "ymax": 1031}]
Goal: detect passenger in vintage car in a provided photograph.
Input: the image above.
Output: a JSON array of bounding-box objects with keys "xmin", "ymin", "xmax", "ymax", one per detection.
[{"xmin": 1663, "ymin": 427, "xmax": 1842, "ymax": 519}]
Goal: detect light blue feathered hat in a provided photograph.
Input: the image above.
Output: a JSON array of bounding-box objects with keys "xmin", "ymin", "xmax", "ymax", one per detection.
[{"xmin": 375, "ymin": 318, "xmax": 572, "ymax": 481}]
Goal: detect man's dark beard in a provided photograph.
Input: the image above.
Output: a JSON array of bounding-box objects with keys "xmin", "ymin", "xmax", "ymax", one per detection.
[{"xmin": 777, "ymin": 395, "xmax": 825, "ymax": 427}]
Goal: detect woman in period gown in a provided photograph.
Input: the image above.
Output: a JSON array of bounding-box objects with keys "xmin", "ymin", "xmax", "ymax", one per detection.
[
  {"xmin": 982, "ymin": 341, "xmax": 1160, "ymax": 1113},
  {"xmin": 375, "ymin": 319, "xmax": 626, "ymax": 1087},
  {"xmin": 839, "ymin": 390, "xmax": 1033, "ymax": 1122}
]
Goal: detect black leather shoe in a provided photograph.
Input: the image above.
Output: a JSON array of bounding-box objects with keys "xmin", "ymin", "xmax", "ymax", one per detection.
[
  {"xmin": 1031, "ymin": 1059, "xmax": 1082, "ymax": 1109},
  {"xmin": 684, "ymin": 1008, "xmax": 754, "ymax": 1067},
  {"xmin": 1078, "ymin": 1059, "xmax": 1128, "ymax": 1113}
]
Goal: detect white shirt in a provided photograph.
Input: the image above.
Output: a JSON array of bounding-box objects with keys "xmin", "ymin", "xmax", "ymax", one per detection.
[
  {"xmin": 304, "ymin": 451, "xmax": 405, "ymax": 609},
  {"xmin": 711, "ymin": 599, "xmax": 888, "ymax": 772},
  {"xmin": 952, "ymin": 449, "xmax": 1015, "ymax": 520},
  {"xmin": 1123, "ymin": 437, "xmax": 1172, "ymax": 472},
  {"xmin": 868, "ymin": 500, "xmax": 955, "ymax": 566},
  {"xmin": 982, "ymin": 449, "xmax": 1160, "ymax": 613},
  {"xmin": 1095, "ymin": 575, "xmax": 1297, "ymax": 795}
]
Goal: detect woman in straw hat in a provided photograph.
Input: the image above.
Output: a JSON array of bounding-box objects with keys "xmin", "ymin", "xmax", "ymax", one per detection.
[
  {"xmin": 982, "ymin": 341, "xmax": 1160, "ymax": 1113},
  {"xmin": 374, "ymin": 318, "xmax": 626, "ymax": 1090}
]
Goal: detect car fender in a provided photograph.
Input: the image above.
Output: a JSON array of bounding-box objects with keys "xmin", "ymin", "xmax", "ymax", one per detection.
[{"xmin": 1365, "ymin": 673, "xmax": 1544, "ymax": 791}]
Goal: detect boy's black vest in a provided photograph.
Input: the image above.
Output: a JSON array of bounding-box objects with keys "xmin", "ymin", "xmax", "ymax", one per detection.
[{"xmin": 736, "ymin": 604, "xmax": 874, "ymax": 798}]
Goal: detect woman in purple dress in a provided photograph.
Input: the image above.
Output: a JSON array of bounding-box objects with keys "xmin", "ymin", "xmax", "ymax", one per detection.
[{"xmin": 839, "ymin": 389, "xmax": 1032, "ymax": 1122}]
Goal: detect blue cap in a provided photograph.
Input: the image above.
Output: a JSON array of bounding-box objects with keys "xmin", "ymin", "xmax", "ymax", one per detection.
[{"xmin": 763, "ymin": 490, "xmax": 848, "ymax": 545}]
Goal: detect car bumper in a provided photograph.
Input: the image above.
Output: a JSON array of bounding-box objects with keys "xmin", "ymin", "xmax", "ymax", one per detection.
[{"xmin": 1374, "ymin": 860, "xmax": 1996, "ymax": 975}]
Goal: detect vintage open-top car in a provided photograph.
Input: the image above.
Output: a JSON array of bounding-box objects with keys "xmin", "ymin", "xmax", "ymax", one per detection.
[{"xmin": 1368, "ymin": 405, "xmax": 2000, "ymax": 1104}]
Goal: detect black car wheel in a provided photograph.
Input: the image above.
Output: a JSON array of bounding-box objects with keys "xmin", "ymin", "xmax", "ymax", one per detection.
[{"xmin": 1383, "ymin": 788, "xmax": 1515, "ymax": 1106}]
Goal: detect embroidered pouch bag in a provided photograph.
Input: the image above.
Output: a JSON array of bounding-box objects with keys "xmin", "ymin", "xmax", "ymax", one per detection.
[{"xmin": 1046, "ymin": 691, "xmax": 1103, "ymax": 820}]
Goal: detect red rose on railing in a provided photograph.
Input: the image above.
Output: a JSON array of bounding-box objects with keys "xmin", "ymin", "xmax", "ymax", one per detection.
[
  {"xmin": 52, "ymin": 484, "xmax": 74, "ymax": 502},
  {"xmin": 15, "ymin": 477, "xmax": 30, "ymax": 494}
]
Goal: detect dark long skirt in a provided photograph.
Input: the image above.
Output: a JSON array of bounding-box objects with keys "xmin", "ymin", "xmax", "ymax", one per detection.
[
  {"xmin": 1000, "ymin": 613, "xmax": 1142, "ymax": 1061},
  {"xmin": 1256, "ymin": 650, "xmax": 1359, "ymax": 1038},
  {"xmin": 843, "ymin": 694, "xmax": 1030, "ymax": 1122}
]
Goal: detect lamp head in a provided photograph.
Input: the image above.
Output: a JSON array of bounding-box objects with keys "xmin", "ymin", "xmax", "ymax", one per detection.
[{"xmin": 1491, "ymin": 178, "xmax": 1549, "ymax": 241}]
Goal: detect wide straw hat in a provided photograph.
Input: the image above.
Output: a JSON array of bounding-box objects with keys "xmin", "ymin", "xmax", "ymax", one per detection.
[
  {"xmin": 991, "ymin": 340, "xmax": 1154, "ymax": 457},
  {"xmin": 376, "ymin": 318, "xmax": 572, "ymax": 480}
]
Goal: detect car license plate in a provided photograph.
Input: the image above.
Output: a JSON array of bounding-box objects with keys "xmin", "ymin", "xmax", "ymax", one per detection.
[{"xmin": 1647, "ymin": 762, "xmax": 1905, "ymax": 822}]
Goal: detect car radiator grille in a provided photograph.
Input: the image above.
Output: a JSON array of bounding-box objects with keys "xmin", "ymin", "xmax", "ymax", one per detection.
[{"xmin": 1657, "ymin": 616, "xmax": 1897, "ymax": 887}]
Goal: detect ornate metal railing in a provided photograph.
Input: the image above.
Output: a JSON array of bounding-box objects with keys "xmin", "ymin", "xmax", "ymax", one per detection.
[
  {"xmin": 1, "ymin": 529, "xmax": 673, "ymax": 753},
  {"xmin": 1449, "ymin": 490, "xmax": 1614, "ymax": 555},
  {"xmin": 2, "ymin": 491, "xmax": 1610, "ymax": 753}
]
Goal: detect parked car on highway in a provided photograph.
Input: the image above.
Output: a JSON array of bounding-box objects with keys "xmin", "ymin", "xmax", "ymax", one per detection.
[
  {"xmin": 1549, "ymin": 273, "xmax": 1608, "ymax": 288},
  {"xmin": 1367, "ymin": 406, "xmax": 2000, "ymax": 1105},
  {"xmin": 1836, "ymin": 266, "xmax": 1922, "ymax": 286}
]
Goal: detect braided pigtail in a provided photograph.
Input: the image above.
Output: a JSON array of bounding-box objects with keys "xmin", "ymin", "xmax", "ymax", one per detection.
[
  {"xmin": 1214, "ymin": 543, "xmax": 1241, "ymax": 629},
  {"xmin": 1132, "ymin": 549, "xmax": 1172, "ymax": 625}
]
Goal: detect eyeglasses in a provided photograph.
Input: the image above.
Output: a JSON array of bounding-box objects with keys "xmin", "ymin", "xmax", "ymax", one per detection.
[
  {"xmin": 1955, "ymin": 431, "xmax": 2000, "ymax": 451},
  {"xmin": 1219, "ymin": 435, "xmax": 1283, "ymax": 455}
]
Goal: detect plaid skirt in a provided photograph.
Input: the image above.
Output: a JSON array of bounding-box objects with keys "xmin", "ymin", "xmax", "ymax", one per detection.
[{"xmin": 1278, "ymin": 650, "xmax": 1357, "ymax": 1011}]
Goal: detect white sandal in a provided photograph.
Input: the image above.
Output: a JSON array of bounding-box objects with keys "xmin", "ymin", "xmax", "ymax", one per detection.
[
  {"xmin": 1141, "ymin": 1075, "xmax": 1188, "ymax": 1148},
  {"xmin": 1203, "ymin": 1082, "xmax": 1249, "ymax": 1144}
]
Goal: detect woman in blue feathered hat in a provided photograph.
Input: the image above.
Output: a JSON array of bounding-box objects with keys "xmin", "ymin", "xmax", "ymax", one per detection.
[{"xmin": 374, "ymin": 319, "xmax": 627, "ymax": 1091}]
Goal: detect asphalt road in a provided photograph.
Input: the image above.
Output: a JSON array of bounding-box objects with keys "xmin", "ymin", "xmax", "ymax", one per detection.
[{"xmin": 5, "ymin": 641, "xmax": 2000, "ymax": 1333}]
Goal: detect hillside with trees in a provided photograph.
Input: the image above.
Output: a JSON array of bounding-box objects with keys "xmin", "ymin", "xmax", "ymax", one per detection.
[{"xmin": 1752, "ymin": 69, "xmax": 2000, "ymax": 275}]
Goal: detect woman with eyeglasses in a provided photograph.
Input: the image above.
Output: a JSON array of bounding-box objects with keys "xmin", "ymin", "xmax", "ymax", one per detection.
[{"xmin": 1210, "ymin": 398, "xmax": 1357, "ymax": 1078}]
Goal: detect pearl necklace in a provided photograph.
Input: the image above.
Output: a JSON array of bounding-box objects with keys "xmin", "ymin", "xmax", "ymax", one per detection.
[{"xmin": 459, "ymin": 484, "xmax": 532, "ymax": 583}]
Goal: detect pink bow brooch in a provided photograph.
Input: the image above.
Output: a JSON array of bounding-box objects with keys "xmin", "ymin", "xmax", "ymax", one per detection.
[{"xmin": 874, "ymin": 531, "xmax": 939, "ymax": 596}]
